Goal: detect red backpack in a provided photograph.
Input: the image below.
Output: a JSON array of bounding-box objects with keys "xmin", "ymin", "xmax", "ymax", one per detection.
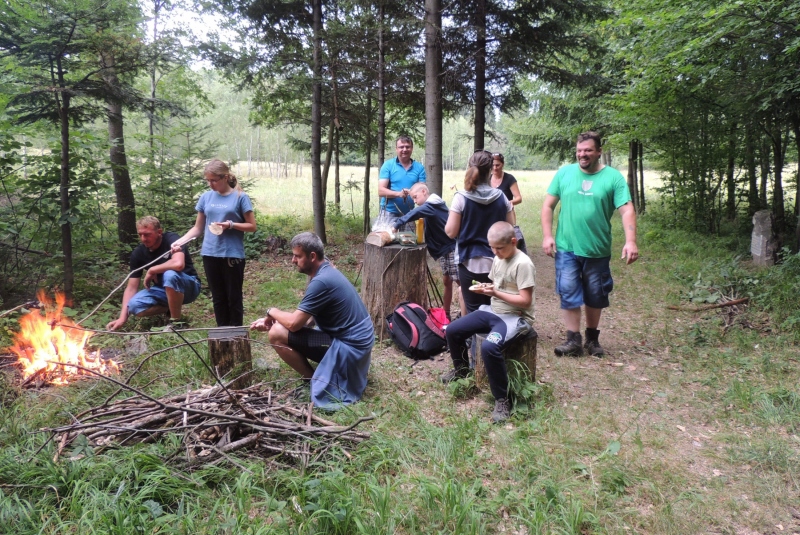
[{"xmin": 386, "ymin": 302, "xmax": 448, "ymax": 360}]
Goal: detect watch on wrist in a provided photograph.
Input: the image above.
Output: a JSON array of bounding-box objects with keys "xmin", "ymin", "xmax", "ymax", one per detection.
[
  {"xmin": 228, "ymin": 220, "xmax": 234, "ymax": 229},
  {"xmin": 266, "ymin": 308, "xmax": 272, "ymax": 319}
]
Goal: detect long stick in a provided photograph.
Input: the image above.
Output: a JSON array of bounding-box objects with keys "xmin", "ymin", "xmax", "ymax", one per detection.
[{"xmin": 666, "ymin": 297, "xmax": 749, "ymax": 312}]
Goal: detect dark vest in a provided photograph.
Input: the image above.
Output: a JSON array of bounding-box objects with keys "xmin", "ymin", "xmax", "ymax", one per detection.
[{"xmin": 457, "ymin": 195, "xmax": 507, "ymax": 263}]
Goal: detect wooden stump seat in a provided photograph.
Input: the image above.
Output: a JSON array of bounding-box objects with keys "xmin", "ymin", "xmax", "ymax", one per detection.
[{"xmin": 473, "ymin": 330, "xmax": 537, "ymax": 387}]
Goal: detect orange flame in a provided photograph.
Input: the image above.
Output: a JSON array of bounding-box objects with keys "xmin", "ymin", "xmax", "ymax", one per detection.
[{"xmin": 8, "ymin": 291, "xmax": 119, "ymax": 385}]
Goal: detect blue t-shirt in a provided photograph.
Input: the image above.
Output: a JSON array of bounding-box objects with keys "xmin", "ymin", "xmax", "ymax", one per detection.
[
  {"xmin": 298, "ymin": 262, "xmax": 371, "ymax": 340},
  {"xmin": 195, "ymin": 190, "xmax": 254, "ymax": 258},
  {"xmin": 379, "ymin": 157, "xmax": 426, "ymax": 215}
]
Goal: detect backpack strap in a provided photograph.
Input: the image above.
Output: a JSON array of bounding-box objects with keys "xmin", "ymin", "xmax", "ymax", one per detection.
[{"xmin": 394, "ymin": 305, "xmax": 420, "ymax": 348}]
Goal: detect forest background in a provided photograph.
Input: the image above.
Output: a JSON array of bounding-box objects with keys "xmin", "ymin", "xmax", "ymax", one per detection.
[
  {"xmin": 0, "ymin": 0, "xmax": 798, "ymax": 304},
  {"xmin": 1, "ymin": 1, "xmax": 800, "ymax": 533}
]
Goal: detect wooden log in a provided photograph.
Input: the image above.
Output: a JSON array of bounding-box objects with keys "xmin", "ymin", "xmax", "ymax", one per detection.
[
  {"xmin": 473, "ymin": 331, "xmax": 537, "ymax": 387},
  {"xmin": 361, "ymin": 243, "xmax": 429, "ymax": 338},
  {"xmin": 208, "ymin": 327, "xmax": 252, "ymax": 389}
]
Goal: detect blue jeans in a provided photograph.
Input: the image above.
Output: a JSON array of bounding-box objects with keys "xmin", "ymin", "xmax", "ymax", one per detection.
[
  {"xmin": 446, "ymin": 310, "xmax": 515, "ymax": 400},
  {"xmin": 554, "ymin": 252, "xmax": 613, "ymax": 309},
  {"xmin": 127, "ymin": 270, "xmax": 201, "ymax": 316}
]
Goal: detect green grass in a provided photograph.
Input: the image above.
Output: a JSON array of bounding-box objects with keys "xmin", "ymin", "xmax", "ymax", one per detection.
[{"xmin": 1, "ymin": 166, "xmax": 798, "ymax": 534}]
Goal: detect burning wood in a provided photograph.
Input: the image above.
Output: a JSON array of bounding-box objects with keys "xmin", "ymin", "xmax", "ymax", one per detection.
[
  {"xmin": 7, "ymin": 291, "xmax": 119, "ymax": 386},
  {"xmin": 46, "ymin": 383, "xmax": 372, "ymax": 468}
]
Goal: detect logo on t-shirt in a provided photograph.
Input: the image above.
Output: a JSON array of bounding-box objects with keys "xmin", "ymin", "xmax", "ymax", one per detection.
[{"xmin": 579, "ymin": 180, "xmax": 594, "ymax": 196}]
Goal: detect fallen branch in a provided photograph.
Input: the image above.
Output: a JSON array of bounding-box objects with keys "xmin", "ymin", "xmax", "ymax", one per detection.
[{"xmin": 667, "ymin": 297, "xmax": 749, "ymax": 312}]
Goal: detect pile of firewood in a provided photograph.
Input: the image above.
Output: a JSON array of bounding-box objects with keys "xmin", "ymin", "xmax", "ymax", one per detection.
[{"xmin": 46, "ymin": 383, "xmax": 372, "ymax": 468}]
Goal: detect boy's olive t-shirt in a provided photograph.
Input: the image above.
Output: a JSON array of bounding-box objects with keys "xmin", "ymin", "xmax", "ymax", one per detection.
[
  {"xmin": 489, "ymin": 249, "xmax": 535, "ymax": 325},
  {"xmin": 546, "ymin": 163, "xmax": 631, "ymax": 258}
]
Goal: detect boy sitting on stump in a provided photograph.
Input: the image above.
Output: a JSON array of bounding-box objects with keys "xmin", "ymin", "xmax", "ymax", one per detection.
[{"xmin": 440, "ymin": 221, "xmax": 536, "ymax": 423}]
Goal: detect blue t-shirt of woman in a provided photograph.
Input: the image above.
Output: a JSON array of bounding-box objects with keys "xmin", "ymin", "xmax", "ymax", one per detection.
[{"xmin": 195, "ymin": 190, "xmax": 254, "ymax": 258}]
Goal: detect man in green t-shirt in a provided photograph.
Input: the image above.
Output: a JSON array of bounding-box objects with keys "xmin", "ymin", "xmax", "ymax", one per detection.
[{"xmin": 541, "ymin": 132, "xmax": 638, "ymax": 357}]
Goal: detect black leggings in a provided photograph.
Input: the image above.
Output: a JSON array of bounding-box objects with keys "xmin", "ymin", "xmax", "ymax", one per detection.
[
  {"xmin": 458, "ymin": 264, "xmax": 492, "ymax": 314},
  {"xmin": 202, "ymin": 256, "xmax": 245, "ymax": 326}
]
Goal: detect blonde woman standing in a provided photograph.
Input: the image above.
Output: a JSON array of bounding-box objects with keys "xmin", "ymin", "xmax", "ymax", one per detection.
[{"xmin": 173, "ymin": 159, "xmax": 256, "ymax": 326}]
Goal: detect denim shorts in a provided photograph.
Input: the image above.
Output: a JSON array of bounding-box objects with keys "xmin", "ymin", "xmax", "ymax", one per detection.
[
  {"xmin": 127, "ymin": 270, "xmax": 201, "ymax": 316},
  {"xmin": 554, "ymin": 251, "xmax": 613, "ymax": 309}
]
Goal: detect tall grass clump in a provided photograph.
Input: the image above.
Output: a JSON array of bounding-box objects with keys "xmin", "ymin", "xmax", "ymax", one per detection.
[{"xmin": 755, "ymin": 248, "xmax": 800, "ymax": 332}]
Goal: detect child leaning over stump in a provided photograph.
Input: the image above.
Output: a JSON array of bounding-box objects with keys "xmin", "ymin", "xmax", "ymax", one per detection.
[
  {"xmin": 440, "ymin": 221, "xmax": 536, "ymax": 423},
  {"xmin": 391, "ymin": 182, "xmax": 464, "ymax": 319}
]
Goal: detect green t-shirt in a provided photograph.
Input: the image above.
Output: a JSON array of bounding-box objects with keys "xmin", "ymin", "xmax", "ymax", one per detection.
[
  {"xmin": 489, "ymin": 249, "xmax": 536, "ymax": 325},
  {"xmin": 546, "ymin": 163, "xmax": 632, "ymax": 258}
]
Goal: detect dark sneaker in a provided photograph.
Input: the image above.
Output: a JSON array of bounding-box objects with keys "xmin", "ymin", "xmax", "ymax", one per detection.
[
  {"xmin": 440, "ymin": 367, "xmax": 469, "ymax": 384},
  {"xmin": 554, "ymin": 330, "xmax": 583, "ymax": 357},
  {"xmin": 491, "ymin": 398, "xmax": 511, "ymax": 423},
  {"xmin": 163, "ymin": 318, "xmax": 188, "ymax": 332}
]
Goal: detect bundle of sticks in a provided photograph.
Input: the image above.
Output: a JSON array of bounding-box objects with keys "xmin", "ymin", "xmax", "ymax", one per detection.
[{"xmin": 46, "ymin": 383, "xmax": 372, "ymax": 468}]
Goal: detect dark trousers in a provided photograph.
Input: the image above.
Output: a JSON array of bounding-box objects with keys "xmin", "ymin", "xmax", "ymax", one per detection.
[
  {"xmin": 202, "ymin": 256, "xmax": 245, "ymax": 326},
  {"xmin": 446, "ymin": 310, "xmax": 512, "ymax": 400},
  {"xmin": 458, "ymin": 264, "xmax": 491, "ymax": 314}
]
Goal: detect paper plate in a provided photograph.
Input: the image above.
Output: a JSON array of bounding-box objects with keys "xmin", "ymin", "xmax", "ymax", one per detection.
[
  {"xmin": 468, "ymin": 283, "xmax": 493, "ymax": 292},
  {"xmin": 208, "ymin": 223, "xmax": 224, "ymax": 236}
]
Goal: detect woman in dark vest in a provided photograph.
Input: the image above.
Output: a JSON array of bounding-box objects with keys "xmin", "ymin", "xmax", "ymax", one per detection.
[{"xmin": 445, "ymin": 150, "xmax": 514, "ymax": 313}]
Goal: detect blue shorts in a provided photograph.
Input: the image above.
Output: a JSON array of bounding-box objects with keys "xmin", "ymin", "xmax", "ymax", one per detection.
[
  {"xmin": 127, "ymin": 270, "xmax": 201, "ymax": 316},
  {"xmin": 554, "ymin": 252, "xmax": 613, "ymax": 310}
]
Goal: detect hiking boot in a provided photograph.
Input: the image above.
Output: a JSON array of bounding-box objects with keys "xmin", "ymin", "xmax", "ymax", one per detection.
[
  {"xmin": 491, "ymin": 398, "xmax": 511, "ymax": 423},
  {"xmin": 554, "ymin": 330, "xmax": 583, "ymax": 357},
  {"xmin": 440, "ymin": 366, "xmax": 469, "ymax": 384},
  {"xmin": 584, "ymin": 328, "xmax": 605, "ymax": 357}
]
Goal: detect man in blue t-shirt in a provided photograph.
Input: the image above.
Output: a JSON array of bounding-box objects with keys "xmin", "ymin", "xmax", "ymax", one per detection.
[
  {"xmin": 107, "ymin": 216, "xmax": 201, "ymax": 331},
  {"xmin": 250, "ymin": 232, "xmax": 374, "ymax": 409},
  {"xmin": 379, "ymin": 135, "xmax": 426, "ymax": 227}
]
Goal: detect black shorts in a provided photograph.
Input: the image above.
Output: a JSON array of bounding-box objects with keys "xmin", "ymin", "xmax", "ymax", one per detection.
[{"xmin": 287, "ymin": 327, "xmax": 332, "ymax": 363}]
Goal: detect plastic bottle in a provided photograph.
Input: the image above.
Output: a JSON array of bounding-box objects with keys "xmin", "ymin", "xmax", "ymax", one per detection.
[{"xmin": 416, "ymin": 218, "xmax": 424, "ymax": 244}]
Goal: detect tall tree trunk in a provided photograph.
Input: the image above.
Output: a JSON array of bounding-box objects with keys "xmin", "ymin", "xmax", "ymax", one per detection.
[
  {"xmin": 745, "ymin": 122, "xmax": 758, "ymax": 217},
  {"xmin": 791, "ymin": 113, "xmax": 800, "ymax": 217},
  {"xmin": 638, "ymin": 139, "xmax": 645, "ymax": 213},
  {"xmin": 759, "ymin": 132, "xmax": 769, "ymax": 209},
  {"xmin": 102, "ymin": 52, "xmax": 137, "ymax": 260},
  {"xmin": 473, "ymin": 0, "xmax": 486, "ymax": 150},
  {"xmin": 322, "ymin": 118, "xmax": 334, "ymax": 204},
  {"xmin": 363, "ymin": 94, "xmax": 372, "ymax": 236},
  {"xmin": 57, "ymin": 77, "xmax": 74, "ymax": 299},
  {"xmin": 334, "ymin": 127, "xmax": 340, "ymax": 207},
  {"xmin": 311, "ymin": 0, "xmax": 326, "ymax": 242},
  {"xmin": 377, "ymin": 2, "xmax": 386, "ymax": 169},
  {"xmin": 769, "ymin": 121, "xmax": 785, "ymax": 230},
  {"xmin": 424, "ymin": 0, "xmax": 443, "ymax": 195},
  {"xmin": 149, "ymin": 0, "xmax": 164, "ymax": 158},
  {"xmin": 627, "ymin": 141, "xmax": 639, "ymax": 212},
  {"xmin": 725, "ymin": 123, "xmax": 737, "ymax": 220}
]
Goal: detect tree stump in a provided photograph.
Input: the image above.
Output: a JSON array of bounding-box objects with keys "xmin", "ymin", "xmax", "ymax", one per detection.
[
  {"xmin": 473, "ymin": 331, "xmax": 537, "ymax": 387},
  {"xmin": 208, "ymin": 327, "xmax": 252, "ymax": 389},
  {"xmin": 361, "ymin": 243, "xmax": 429, "ymax": 338}
]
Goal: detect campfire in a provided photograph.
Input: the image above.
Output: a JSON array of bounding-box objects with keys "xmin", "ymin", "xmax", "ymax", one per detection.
[{"xmin": 8, "ymin": 291, "xmax": 119, "ymax": 386}]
